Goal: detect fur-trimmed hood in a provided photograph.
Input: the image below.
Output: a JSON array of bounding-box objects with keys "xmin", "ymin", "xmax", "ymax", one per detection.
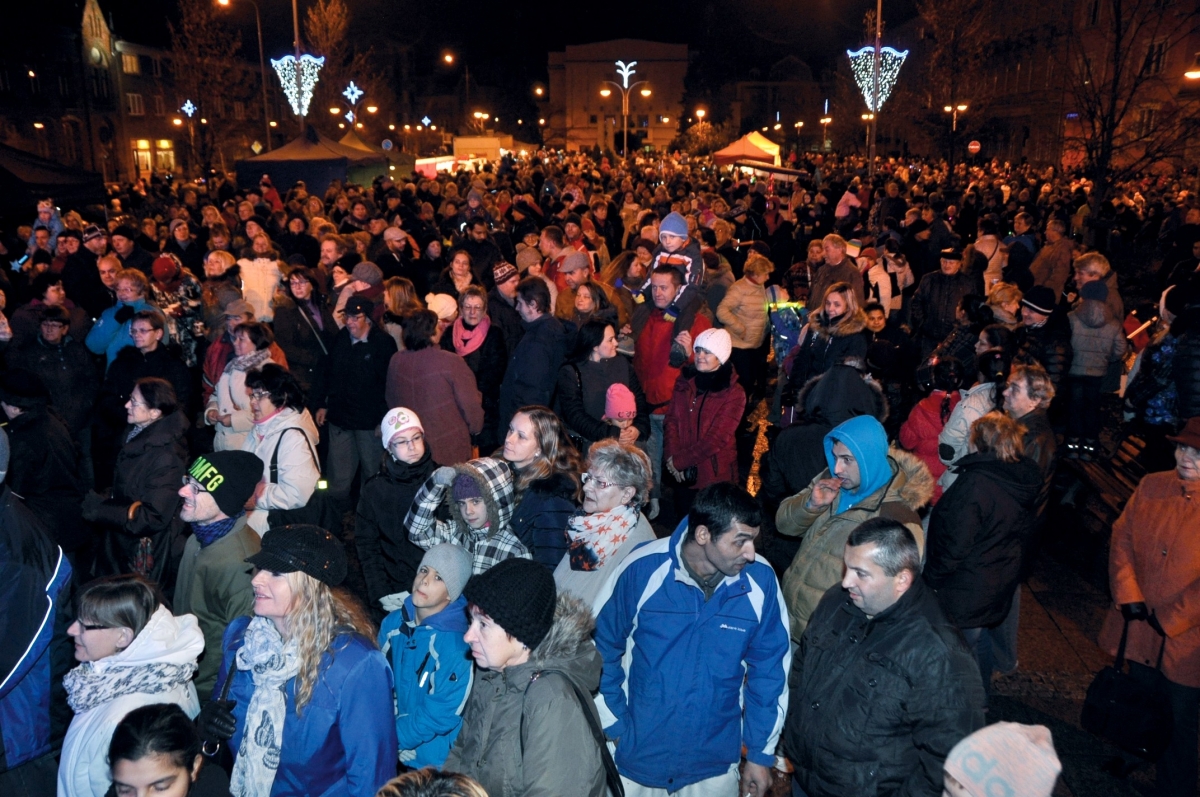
[
  {"xmin": 809, "ymin": 306, "xmax": 868, "ymax": 340},
  {"xmin": 881, "ymin": 447, "xmax": 936, "ymax": 511},
  {"xmin": 524, "ymin": 470, "xmax": 580, "ymax": 503},
  {"xmin": 448, "ymin": 457, "xmax": 516, "ymax": 537},
  {"xmin": 501, "ymin": 593, "xmax": 601, "ymax": 693}
]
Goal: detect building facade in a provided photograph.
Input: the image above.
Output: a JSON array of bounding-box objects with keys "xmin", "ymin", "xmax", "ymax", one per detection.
[{"xmin": 543, "ymin": 39, "xmax": 688, "ymax": 153}]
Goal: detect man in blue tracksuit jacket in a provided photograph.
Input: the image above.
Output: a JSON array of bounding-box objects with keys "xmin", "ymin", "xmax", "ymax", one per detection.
[{"xmin": 594, "ymin": 483, "xmax": 791, "ymax": 797}]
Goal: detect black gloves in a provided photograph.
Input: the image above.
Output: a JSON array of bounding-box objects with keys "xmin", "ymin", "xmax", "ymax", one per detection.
[
  {"xmin": 114, "ymin": 305, "xmax": 137, "ymax": 324},
  {"xmin": 1120, "ymin": 602, "xmax": 1148, "ymax": 622},
  {"xmin": 197, "ymin": 699, "xmax": 238, "ymax": 742}
]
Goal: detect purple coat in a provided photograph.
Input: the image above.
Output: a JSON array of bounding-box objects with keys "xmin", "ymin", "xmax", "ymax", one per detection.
[{"xmin": 385, "ymin": 345, "xmax": 484, "ymax": 464}]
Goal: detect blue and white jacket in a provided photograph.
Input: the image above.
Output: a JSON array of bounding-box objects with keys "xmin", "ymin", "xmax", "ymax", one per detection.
[
  {"xmin": 377, "ymin": 593, "xmax": 473, "ymax": 769},
  {"xmin": 593, "ymin": 519, "xmax": 791, "ymax": 790}
]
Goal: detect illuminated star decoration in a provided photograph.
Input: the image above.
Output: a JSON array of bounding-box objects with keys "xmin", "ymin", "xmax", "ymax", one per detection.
[
  {"xmin": 615, "ymin": 59, "xmax": 637, "ymax": 89},
  {"xmin": 421, "ymin": 116, "xmax": 432, "ymax": 126},
  {"xmin": 345, "ymin": 110, "xmax": 355, "ymax": 123},
  {"xmin": 343, "ymin": 81, "xmax": 363, "ymax": 105},
  {"xmin": 180, "ymin": 100, "xmax": 196, "ymax": 118},
  {"xmin": 846, "ymin": 46, "xmax": 909, "ymax": 112},
  {"xmin": 271, "ymin": 54, "xmax": 326, "ymax": 116}
]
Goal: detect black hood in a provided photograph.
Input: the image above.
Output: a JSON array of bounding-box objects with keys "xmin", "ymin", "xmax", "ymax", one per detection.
[{"xmin": 952, "ymin": 452, "xmax": 1042, "ymax": 504}]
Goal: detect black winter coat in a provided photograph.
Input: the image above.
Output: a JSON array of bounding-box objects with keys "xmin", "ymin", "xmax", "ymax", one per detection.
[
  {"xmin": 1172, "ymin": 306, "xmax": 1200, "ymax": 421},
  {"xmin": 510, "ymin": 472, "xmax": 579, "ymax": 569},
  {"xmin": 789, "ymin": 309, "xmax": 869, "ymax": 387},
  {"xmin": 62, "ymin": 249, "xmax": 115, "ymax": 319},
  {"xmin": 923, "ymin": 452, "xmax": 1042, "ymax": 628},
  {"xmin": 7, "ymin": 336, "xmax": 98, "ymax": 433},
  {"xmin": 488, "ymin": 290, "xmax": 524, "ymax": 357},
  {"xmin": 1016, "ymin": 318, "xmax": 1072, "ymax": 388},
  {"xmin": 354, "ymin": 448, "xmax": 438, "ymax": 609},
  {"xmin": 97, "ymin": 346, "xmax": 192, "ymax": 428},
  {"xmin": 787, "ymin": 580, "xmax": 985, "ymax": 797},
  {"xmin": 912, "ymin": 271, "xmax": 976, "ymax": 343},
  {"xmin": 554, "ymin": 355, "xmax": 651, "ymax": 447},
  {"xmin": 5, "ymin": 407, "xmax": 84, "ymax": 551},
  {"xmin": 272, "ymin": 297, "xmax": 336, "ymax": 405},
  {"xmin": 441, "ymin": 321, "xmax": 508, "ymax": 450},
  {"xmin": 90, "ymin": 412, "xmax": 189, "ymax": 591},
  {"xmin": 316, "ymin": 326, "xmax": 397, "ymax": 430},
  {"xmin": 498, "ymin": 314, "xmax": 567, "ymax": 431}
]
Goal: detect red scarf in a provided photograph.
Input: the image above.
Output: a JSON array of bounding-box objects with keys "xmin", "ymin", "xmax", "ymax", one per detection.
[{"xmin": 452, "ymin": 315, "xmax": 491, "ymax": 357}]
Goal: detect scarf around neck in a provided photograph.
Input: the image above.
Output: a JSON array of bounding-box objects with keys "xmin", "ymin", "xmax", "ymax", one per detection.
[
  {"xmin": 452, "ymin": 315, "xmax": 491, "ymax": 357},
  {"xmin": 231, "ymin": 616, "xmax": 301, "ymax": 797},
  {"xmin": 227, "ymin": 346, "xmax": 272, "ymax": 374},
  {"xmin": 192, "ymin": 512, "xmax": 244, "ymax": 547},
  {"xmin": 567, "ymin": 503, "xmax": 640, "ymax": 571},
  {"xmin": 64, "ymin": 657, "xmax": 196, "ymax": 714}
]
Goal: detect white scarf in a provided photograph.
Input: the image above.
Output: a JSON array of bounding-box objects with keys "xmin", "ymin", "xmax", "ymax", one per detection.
[
  {"xmin": 566, "ymin": 503, "xmax": 640, "ymax": 571},
  {"xmin": 63, "ymin": 659, "xmax": 196, "ymax": 714},
  {"xmin": 230, "ymin": 617, "xmax": 300, "ymax": 797}
]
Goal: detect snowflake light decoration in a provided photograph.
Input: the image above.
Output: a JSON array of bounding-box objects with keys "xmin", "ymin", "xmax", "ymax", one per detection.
[
  {"xmin": 180, "ymin": 100, "xmax": 196, "ymax": 118},
  {"xmin": 343, "ymin": 81, "xmax": 363, "ymax": 105},
  {"xmin": 846, "ymin": 46, "xmax": 909, "ymax": 113},
  {"xmin": 421, "ymin": 116, "xmax": 432, "ymax": 127},
  {"xmin": 272, "ymin": 54, "xmax": 326, "ymax": 117},
  {"xmin": 345, "ymin": 110, "xmax": 355, "ymax": 123},
  {"xmin": 615, "ymin": 60, "xmax": 637, "ymax": 89}
]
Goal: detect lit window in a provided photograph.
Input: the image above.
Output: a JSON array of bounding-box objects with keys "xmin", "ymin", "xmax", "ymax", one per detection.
[{"xmin": 122, "ymin": 53, "xmax": 140, "ymax": 75}]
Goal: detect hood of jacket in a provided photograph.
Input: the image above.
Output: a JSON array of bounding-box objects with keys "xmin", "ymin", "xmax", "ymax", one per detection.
[
  {"xmin": 524, "ymin": 470, "xmax": 580, "ymax": 502},
  {"xmin": 799, "ymin": 364, "xmax": 888, "ymax": 427},
  {"xmin": 400, "ymin": 593, "xmax": 470, "ymax": 634},
  {"xmin": 810, "ymin": 306, "xmax": 867, "ymax": 340},
  {"xmin": 949, "ymin": 452, "xmax": 1042, "ymax": 504},
  {"xmin": 502, "ymin": 593, "xmax": 600, "ymax": 693},
  {"xmin": 90, "ymin": 605, "xmax": 204, "ymax": 674},
  {"xmin": 449, "ymin": 457, "xmax": 516, "ymax": 537},
  {"xmin": 1075, "ymin": 297, "xmax": 1112, "ymax": 328},
  {"xmin": 824, "ymin": 415, "xmax": 891, "ymax": 512},
  {"xmin": 250, "ymin": 406, "xmax": 319, "ymax": 450}
]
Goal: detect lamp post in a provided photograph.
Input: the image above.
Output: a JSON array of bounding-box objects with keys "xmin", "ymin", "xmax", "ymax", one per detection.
[
  {"xmin": 471, "ymin": 110, "xmax": 490, "ymax": 134},
  {"xmin": 600, "ymin": 60, "xmax": 651, "ymax": 160},
  {"xmin": 217, "ymin": 0, "xmax": 273, "ymax": 150},
  {"xmin": 443, "ymin": 53, "xmax": 472, "ymax": 133},
  {"xmin": 819, "ymin": 116, "xmax": 832, "ymax": 151},
  {"xmin": 943, "ymin": 103, "xmax": 968, "ymax": 181},
  {"xmin": 861, "ymin": 113, "xmax": 875, "ymax": 152}
]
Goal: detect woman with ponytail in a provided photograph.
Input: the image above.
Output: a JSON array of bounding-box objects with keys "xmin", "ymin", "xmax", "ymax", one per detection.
[{"xmin": 900, "ymin": 357, "xmax": 966, "ymax": 505}]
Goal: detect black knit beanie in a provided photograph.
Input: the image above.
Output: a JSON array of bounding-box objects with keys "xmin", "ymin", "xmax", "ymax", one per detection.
[{"xmin": 463, "ymin": 558, "xmax": 556, "ymax": 650}]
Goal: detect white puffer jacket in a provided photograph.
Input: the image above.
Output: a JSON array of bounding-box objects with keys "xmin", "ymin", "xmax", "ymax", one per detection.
[
  {"xmin": 242, "ymin": 406, "xmax": 321, "ymax": 534},
  {"xmin": 58, "ymin": 607, "xmax": 202, "ymax": 797}
]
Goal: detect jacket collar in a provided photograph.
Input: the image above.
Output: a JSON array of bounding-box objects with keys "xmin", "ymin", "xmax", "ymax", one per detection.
[{"xmin": 667, "ymin": 518, "xmax": 751, "ymax": 601}]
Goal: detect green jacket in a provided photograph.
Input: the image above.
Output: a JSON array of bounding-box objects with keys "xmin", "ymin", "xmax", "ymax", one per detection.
[
  {"xmin": 174, "ymin": 515, "xmax": 260, "ymax": 698},
  {"xmin": 775, "ymin": 448, "xmax": 933, "ymax": 642}
]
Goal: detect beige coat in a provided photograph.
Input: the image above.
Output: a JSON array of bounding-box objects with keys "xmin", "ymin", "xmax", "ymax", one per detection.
[
  {"xmin": 775, "ymin": 448, "xmax": 934, "ymax": 641},
  {"xmin": 716, "ymin": 277, "xmax": 769, "ymax": 349}
]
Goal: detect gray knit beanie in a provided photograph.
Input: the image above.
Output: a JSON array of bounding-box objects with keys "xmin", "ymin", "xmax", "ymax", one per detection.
[{"xmin": 420, "ymin": 543, "xmax": 474, "ymax": 602}]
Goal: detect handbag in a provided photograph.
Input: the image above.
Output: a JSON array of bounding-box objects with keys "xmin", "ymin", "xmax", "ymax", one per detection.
[
  {"xmin": 1081, "ymin": 617, "xmax": 1173, "ymax": 760},
  {"xmin": 521, "ymin": 670, "xmax": 624, "ymax": 797},
  {"xmin": 266, "ymin": 428, "xmax": 340, "ymax": 532}
]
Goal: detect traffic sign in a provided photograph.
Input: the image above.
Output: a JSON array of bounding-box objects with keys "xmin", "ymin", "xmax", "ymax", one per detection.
[
  {"xmin": 967, "ymin": 140, "xmax": 981, "ymax": 154},
  {"xmin": 381, "ymin": 139, "xmax": 393, "ymax": 151}
]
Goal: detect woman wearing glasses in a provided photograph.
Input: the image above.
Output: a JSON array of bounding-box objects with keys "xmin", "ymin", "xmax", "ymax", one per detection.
[
  {"xmin": 84, "ymin": 377, "xmax": 189, "ymax": 591},
  {"xmin": 59, "ymin": 574, "xmax": 203, "ymax": 797},
  {"xmin": 553, "ymin": 440, "xmax": 654, "ymax": 610},
  {"xmin": 205, "ymin": 322, "xmax": 284, "ymax": 452},
  {"xmin": 240, "ymin": 364, "xmax": 320, "ymax": 536}
]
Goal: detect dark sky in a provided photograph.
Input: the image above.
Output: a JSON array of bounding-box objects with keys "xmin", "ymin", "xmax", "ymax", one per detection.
[{"xmin": 99, "ymin": 0, "xmax": 917, "ymax": 91}]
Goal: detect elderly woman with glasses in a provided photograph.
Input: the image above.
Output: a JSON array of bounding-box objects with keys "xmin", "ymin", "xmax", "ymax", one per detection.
[
  {"xmin": 59, "ymin": 575, "xmax": 203, "ymax": 797},
  {"xmin": 553, "ymin": 439, "xmax": 655, "ymax": 611},
  {"xmin": 205, "ymin": 321, "xmax": 284, "ymax": 451}
]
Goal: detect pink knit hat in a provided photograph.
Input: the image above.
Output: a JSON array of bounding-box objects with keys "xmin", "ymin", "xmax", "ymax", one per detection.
[
  {"xmin": 605, "ymin": 384, "xmax": 637, "ymax": 420},
  {"xmin": 944, "ymin": 723, "xmax": 1061, "ymax": 797}
]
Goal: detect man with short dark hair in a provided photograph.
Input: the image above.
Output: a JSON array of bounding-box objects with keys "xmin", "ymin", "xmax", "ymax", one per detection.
[
  {"xmin": 98, "ymin": 309, "xmax": 191, "ymax": 428},
  {"xmin": 462, "ymin": 218, "xmax": 503, "ymax": 286},
  {"xmin": 785, "ymin": 517, "xmax": 985, "ymax": 797},
  {"xmin": 109, "ymin": 224, "xmax": 154, "ymax": 277},
  {"xmin": 315, "ymin": 295, "xmax": 398, "ymax": 507},
  {"xmin": 594, "ymin": 482, "xmax": 790, "ymax": 797},
  {"xmin": 488, "ymin": 262, "xmax": 524, "ymax": 356},
  {"xmin": 539, "ymin": 225, "xmax": 570, "ymax": 292},
  {"xmin": 497, "ymin": 277, "xmax": 566, "ymax": 429}
]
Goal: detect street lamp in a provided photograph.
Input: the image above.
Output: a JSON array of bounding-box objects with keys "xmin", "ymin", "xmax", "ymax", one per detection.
[
  {"xmin": 600, "ymin": 60, "xmax": 651, "ymax": 159},
  {"xmin": 217, "ymin": 0, "xmax": 273, "ymax": 150},
  {"xmin": 696, "ymin": 108, "xmax": 706, "ymax": 119},
  {"xmin": 442, "ymin": 51, "xmax": 472, "ymax": 133},
  {"xmin": 472, "ymin": 111, "xmax": 490, "ymax": 134},
  {"xmin": 819, "ymin": 116, "xmax": 832, "ymax": 150},
  {"xmin": 943, "ymin": 103, "xmax": 968, "ymax": 179},
  {"xmin": 1185, "ymin": 53, "xmax": 1200, "ymax": 79},
  {"xmin": 861, "ymin": 113, "xmax": 875, "ymax": 150}
]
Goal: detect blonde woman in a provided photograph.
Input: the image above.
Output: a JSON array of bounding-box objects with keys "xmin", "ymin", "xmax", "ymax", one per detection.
[{"xmin": 201, "ymin": 524, "xmax": 397, "ymax": 797}]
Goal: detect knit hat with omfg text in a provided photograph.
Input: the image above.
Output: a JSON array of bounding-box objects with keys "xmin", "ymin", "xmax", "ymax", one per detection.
[
  {"xmin": 605, "ymin": 383, "xmax": 637, "ymax": 420},
  {"xmin": 186, "ymin": 451, "xmax": 263, "ymax": 518}
]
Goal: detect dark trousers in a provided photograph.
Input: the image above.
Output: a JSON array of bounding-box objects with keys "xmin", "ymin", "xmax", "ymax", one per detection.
[
  {"xmin": 1129, "ymin": 662, "xmax": 1200, "ymax": 797},
  {"xmin": 1066, "ymin": 374, "xmax": 1104, "ymax": 439}
]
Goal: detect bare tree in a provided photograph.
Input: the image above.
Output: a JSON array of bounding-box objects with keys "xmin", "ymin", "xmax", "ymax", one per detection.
[
  {"xmin": 169, "ymin": 0, "xmax": 254, "ymax": 175},
  {"xmin": 304, "ymin": 0, "xmax": 390, "ymax": 138},
  {"xmin": 1062, "ymin": 0, "xmax": 1200, "ymax": 229}
]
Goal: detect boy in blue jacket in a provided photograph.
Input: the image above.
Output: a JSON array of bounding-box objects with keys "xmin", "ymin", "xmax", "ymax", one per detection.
[{"xmin": 377, "ymin": 543, "xmax": 474, "ymax": 769}]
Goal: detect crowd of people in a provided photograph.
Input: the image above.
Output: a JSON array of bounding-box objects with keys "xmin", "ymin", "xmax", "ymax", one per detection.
[{"xmin": 0, "ymin": 146, "xmax": 1198, "ymax": 797}]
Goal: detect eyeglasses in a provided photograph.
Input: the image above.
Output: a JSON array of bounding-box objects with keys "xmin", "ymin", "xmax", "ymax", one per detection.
[
  {"xmin": 581, "ymin": 472, "xmax": 619, "ymax": 490},
  {"xmin": 248, "ymin": 389, "xmax": 271, "ymax": 401},
  {"xmin": 128, "ymin": 399, "xmax": 148, "ymax": 409},
  {"xmin": 181, "ymin": 476, "xmax": 209, "ymax": 493},
  {"xmin": 390, "ymin": 433, "xmax": 424, "ymax": 448}
]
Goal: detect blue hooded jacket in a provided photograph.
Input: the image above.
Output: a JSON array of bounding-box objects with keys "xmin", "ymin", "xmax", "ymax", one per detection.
[
  {"xmin": 824, "ymin": 415, "xmax": 891, "ymax": 513},
  {"xmin": 377, "ymin": 594, "xmax": 473, "ymax": 769},
  {"xmin": 86, "ymin": 297, "xmax": 153, "ymax": 368}
]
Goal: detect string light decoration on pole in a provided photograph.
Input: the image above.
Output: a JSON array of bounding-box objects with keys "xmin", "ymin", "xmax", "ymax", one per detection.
[
  {"xmin": 272, "ymin": 54, "xmax": 325, "ymax": 118},
  {"xmin": 848, "ymin": 42, "xmax": 907, "ymax": 174}
]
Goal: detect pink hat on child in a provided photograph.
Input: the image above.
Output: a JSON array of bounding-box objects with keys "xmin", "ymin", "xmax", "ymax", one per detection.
[
  {"xmin": 944, "ymin": 723, "xmax": 1061, "ymax": 797},
  {"xmin": 605, "ymin": 384, "xmax": 637, "ymax": 421}
]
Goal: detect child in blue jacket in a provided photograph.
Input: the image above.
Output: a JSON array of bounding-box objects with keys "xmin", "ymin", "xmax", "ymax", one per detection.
[{"xmin": 377, "ymin": 543, "xmax": 474, "ymax": 769}]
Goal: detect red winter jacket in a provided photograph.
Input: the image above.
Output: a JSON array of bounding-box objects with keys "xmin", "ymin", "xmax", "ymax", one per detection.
[
  {"xmin": 664, "ymin": 365, "xmax": 745, "ymax": 490},
  {"xmin": 633, "ymin": 308, "xmax": 713, "ymax": 412},
  {"xmin": 898, "ymin": 390, "xmax": 960, "ymax": 504}
]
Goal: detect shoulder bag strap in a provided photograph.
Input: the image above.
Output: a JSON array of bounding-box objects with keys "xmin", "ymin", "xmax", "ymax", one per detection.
[
  {"xmin": 297, "ymin": 303, "xmax": 329, "ymax": 355},
  {"xmin": 1114, "ymin": 617, "xmax": 1131, "ymax": 670},
  {"xmin": 269, "ymin": 427, "xmax": 321, "ymax": 484},
  {"xmin": 520, "ymin": 669, "xmax": 625, "ymax": 797}
]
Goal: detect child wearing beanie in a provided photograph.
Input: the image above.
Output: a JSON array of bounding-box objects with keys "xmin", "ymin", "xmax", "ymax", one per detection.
[
  {"xmin": 943, "ymin": 723, "xmax": 1061, "ymax": 797},
  {"xmin": 604, "ymin": 383, "xmax": 637, "ymax": 433},
  {"xmin": 377, "ymin": 543, "xmax": 475, "ymax": 769}
]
